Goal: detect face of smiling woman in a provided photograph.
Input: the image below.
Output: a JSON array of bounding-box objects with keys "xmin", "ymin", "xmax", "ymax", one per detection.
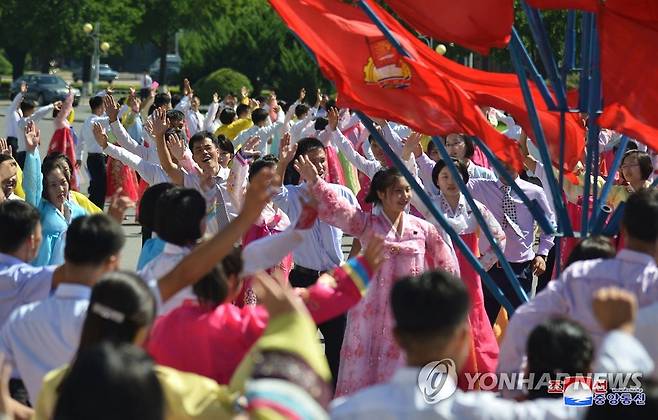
[{"xmin": 46, "ymin": 167, "xmax": 69, "ymax": 211}]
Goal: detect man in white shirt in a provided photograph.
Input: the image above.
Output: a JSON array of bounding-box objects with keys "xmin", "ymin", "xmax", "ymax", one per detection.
[
  {"xmin": 0, "ymin": 200, "xmax": 63, "ymax": 328},
  {"xmin": 140, "ymin": 69, "xmax": 153, "ymax": 99},
  {"xmin": 234, "ymin": 107, "xmax": 285, "ymax": 155},
  {"xmin": 498, "ymin": 189, "xmax": 658, "ymax": 376},
  {"xmin": 14, "ymin": 99, "xmax": 61, "ymax": 168},
  {"xmin": 77, "ymin": 96, "xmax": 110, "ymax": 208},
  {"xmin": 330, "ymin": 270, "xmax": 653, "ymax": 419},
  {"xmin": 4, "ymin": 83, "xmax": 27, "ymax": 161}
]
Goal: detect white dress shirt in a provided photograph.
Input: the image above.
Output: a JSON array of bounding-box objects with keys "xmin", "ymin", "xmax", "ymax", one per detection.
[
  {"xmin": 0, "ymin": 253, "xmax": 54, "ymax": 327},
  {"xmin": 78, "ymin": 114, "xmax": 110, "ymax": 160},
  {"xmin": 141, "ymin": 74, "xmax": 153, "ymax": 89},
  {"xmin": 103, "ymin": 143, "xmax": 170, "ymax": 185},
  {"xmin": 636, "ymin": 302, "xmax": 658, "ymax": 378},
  {"xmin": 234, "ymin": 119, "xmax": 285, "ymax": 155},
  {"xmin": 4, "ymin": 93, "xmax": 23, "ymax": 138},
  {"xmin": 498, "ymin": 249, "xmax": 658, "ymax": 375},
  {"xmin": 331, "ymin": 331, "xmax": 649, "ymax": 420},
  {"xmin": 110, "ymin": 120, "xmax": 160, "ymax": 165},
  {"xmin": 140, "ymin": 243, "xmax": 193, "ymax": 315},
  {"xmin": 15, "ymin": 104, "xmax": 55, "ymax": 152},
  {"xmin": 0, "ymin": 283, "xmax": 91, "ymax": 400}
]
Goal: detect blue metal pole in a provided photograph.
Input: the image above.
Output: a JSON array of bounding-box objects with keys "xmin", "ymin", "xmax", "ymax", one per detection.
[
  {"xmin": 470, "ymin": 135, "xmax": 555, "ymax": 235},
  {"xmin": 590, "ymin": 135, "xmax": 629, "ymax": 231},
  {"xmin": 519, "ymin": 1, "xmax": 568, "ymax": 109},
  {"xmin": 432, "ymin": 137, "xmax": 528, "ymax": 304},
  {"xmin": 564, "ymin": 11, "xmax": 576, "ymax": 74},
  {"xmin": 509, "ymin": 31, "xmax": 572, "ymax": 235},
  {"xmin": 510, "ymin": 28, "xmax": 557, "ymax": 110},
  {"xmin": 602, "ymin": 202, "xmax": 626, "ymax": 237},
  {"xmin": 652, "ymin": 177, "xmax": 658, "ymax": 188},
  {"xmin": 357, "ymin": 0, "xmax": 409, "ymax": 58},
  {"xmin": 355, "ymin": 112, "xmax": 516, "ymax": 314},
  {"xmin": 579, "ymin": 12, "xmax": 594, "ymax": 111}
]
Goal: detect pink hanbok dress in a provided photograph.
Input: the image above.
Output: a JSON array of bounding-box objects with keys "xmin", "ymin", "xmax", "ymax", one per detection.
[{"xmin": 310, "ymin": 179, "xmax": 460, "ymax": 396}]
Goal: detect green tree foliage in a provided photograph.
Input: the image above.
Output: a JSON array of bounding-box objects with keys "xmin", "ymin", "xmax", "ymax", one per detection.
[
  {"xmin": 0, "ymin": 0, "xmax": 142, "ymax": 79},
  {"xmin": 193, "ymin": 68, "xmax": 253, "ymax": 103},
  {"xmin": 179, "ymin": 0, "xmax": 331, "ymax": 101}
]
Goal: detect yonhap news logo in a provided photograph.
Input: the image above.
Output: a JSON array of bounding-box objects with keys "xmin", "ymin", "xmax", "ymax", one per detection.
[{"xmin": 417, "ymin": 359, "xmax": 458, "ymax": 404}]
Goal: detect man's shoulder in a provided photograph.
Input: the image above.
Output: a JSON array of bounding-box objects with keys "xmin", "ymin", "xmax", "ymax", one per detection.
[{"xmin": 330, "ymin": 383, "xmax": 397, "ymax": 416}]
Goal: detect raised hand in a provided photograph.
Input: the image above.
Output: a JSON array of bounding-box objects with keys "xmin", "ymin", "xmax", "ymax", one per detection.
[
  {"xmin": 592, "ymin": 287, "xmax": 637, "ymax": 334},
  {"xmin": 24, "ymin": 121, "xmax": 40, "ymax": 152},
  {"xmin": 249, "ymin": 98, "xmax": 260, "ymax": 109},
  {"xmin": 212, "ymin": 92, "xmax": 219, "ymax": 103},
  {"xmin": 103, "ymin": 94, "xmax": 120, "ymax": 123},
  {"xmin": 143, "ymin": 119, "xmax": 154, "ymax": 137},
  {"xmin": 241, "ymin": 136, "xmax": 262, "ymax": 159},
  {"xmin": 363, "ymin": 236, "xmax": 385, "ymax": 273},
  {"xmin": 151, "ymin": 108, "xmax": 168, "ymax": 138},
  {"xmin": 107, "ymin": 188, "xmax": 135, "ymax": 223},
  {"xmin": 293, "ymin": 154, "xmax": 319, "ymax": 185},
  {"xmin": 253, "ymin": 269, "xmax": 307, "ymax": 319},
  {"xmin": 298, "ymin": 88, "xmax": 306, "ymax": 103},
  {"xmin": 327, "ymin": 107, "xmax": 339, "ymax": 131},
  {"xmin": 402, "ymin": 132, "xmax": 423, "ymax": 160},
  {"xmin": 183, "ymin": 78, "xmax": 193, "ymax": 96},
  {"xmin": 166, "ymin": 131, "xmax": 187, "ymax": 162},
  {"xmin": 241, "ymin": 85, "xmax": 249, "ymax": 98},
  {"xmin": 278, "ymin": 132, "xmax": 297, "ymax": 166},
  {"xmin": 92, "ymin": 122, "xmax": 109, "ymax": 149},
  {"xmin": 315, "ymin": 88, "xmax": 322, "ymax": 106},
  {"xmin": 0, "ymin": 138, "xmax": 10, "ymax": 157},
  {"xmin": 20, "ymin": 82, "xmax": 27, "ymax": 94}
]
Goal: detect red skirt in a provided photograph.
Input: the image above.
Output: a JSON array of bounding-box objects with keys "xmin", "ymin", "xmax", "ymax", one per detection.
[
  {"xmin": 48, "ymin": 128, "xmax": 79, "ymax": 191},
  {"xmin": 106, "ymin": 156, "xmax": 139, "ymax": 201}
]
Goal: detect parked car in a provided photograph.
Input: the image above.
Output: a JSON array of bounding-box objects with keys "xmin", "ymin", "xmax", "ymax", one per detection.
[
  {"xmin": 9, "ymin": 74, "xmax": 81, "ymax": 107},
  {"xmin": 149, "ymin": 55, "xmax": 181, "ymax": 83},
  {"xmin": 72, "ymin": 64, "xmax": 119, "ymax": 82}
]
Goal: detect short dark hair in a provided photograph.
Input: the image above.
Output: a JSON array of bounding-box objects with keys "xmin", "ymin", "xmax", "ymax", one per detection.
[
  {"xmin": 78, "ymin": 271, "xmax": 156, "ymax": 352},
  {"xmin": 432, "ymin": 158, "xmax": 470, "ymax": 189},
  {"xmin": 284, "ymin": 138, "xmax": 326, "ymax": 185},
  {"xmin": 392, "ymin": 270, "xmax": 470, "ymax": 338},
  {"xmin": 251, "ymin": 108, "xmax": 269, "ymax": 125},
  {"xmin": 217, "ymin": 134, "xmax": 234, "ymax": 155},
  {"xmin": 64, "ymin": 215, "xmax": 125, "ymax": 265},
  {"xmin": 365, "ymin": 167, "xmax": 405, "ymax": 205},
  {"xmin": 0, "ymin": 200, "xmax": 40, "ymax": 253},
  {"xmin": 193, "ymin": 246, "xmax": 243, "ymax": 306},
  {"xmin": 20, "ymin": 100, "xmax": 38, "ymax": 114},
  {"xmin": 154, "ymin": 187, "xmax": 206, "ymax": 246},
  {"xmin": 55, "ymin": 343, "xmax": 163, "ymax": 420},
  {"xmin": 443, "ymin": 134, "xmax": 475, "ymax": 159},
  {"xmin": 188, "ymin": 131, "xmax": 219, "ymax": 151},
  {"xmin": 294, "ymin": 103, "xmax": 309, "ymax": 119},
  {"xmin": 236, "ymin": 104, "xmax": 250, "ymax": 118},
  {"xmin": 248, "ymin": 155, "xmax": 278, "ymax": 182},
  {"xmin": 565, "ymin": 236, "xmax": 616, "ymax": 268},
  {"xmin": 166, "ymin": 109, "xmax": 185, "ymax": 122},
  {"xmin": 314, "ymin": 117, "xmax": 328, "ymax": 131},
  {"xmin": 622, "ymin": 188, "xmax": 658, "ymax": 242},
  {"xmin": 153, "ymin": 92, "xmax": 171, "ymax": 109},
  {"xmin": 219, "ymin": 108, "xmax": 236, "ymax": 125},
  {"xmin": 526, "ymin": 317, "xmax": 594, "ymax": 399},
  {"xmin": 170, "ymin": 94, "xmax": 182, "ymax": 109},
  {"xmin": 137, "ymin": 183, "xmax": 175, "ymax": 231},
  {"xmin": 621, "ymin": 150, "xmax": 653, "ymax": 182},
  {"xmin": 89, "ymin": 96, "xmax": 104, "ymax": 111}
]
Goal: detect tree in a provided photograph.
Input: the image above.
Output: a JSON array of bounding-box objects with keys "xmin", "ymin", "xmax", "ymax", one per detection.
[
  {"xmin": 134, "ymin": 0, "xmax": 224, "ymax": 85},
  {"xmin": 0, "ymin": 0, "xmax": 141, "ymax": 79}
]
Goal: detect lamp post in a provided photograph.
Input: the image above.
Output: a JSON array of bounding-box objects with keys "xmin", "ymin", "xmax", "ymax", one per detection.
[{"xmin": 83, "ymin": 22, "xmax": 110, "ymax": 95}]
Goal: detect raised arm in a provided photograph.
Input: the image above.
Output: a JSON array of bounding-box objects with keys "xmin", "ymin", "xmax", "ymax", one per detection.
[
  {"xmin": 152, "ymin": 108, "xmax": 184, "ymax": 186},
  {"xmin": 296, "ymin": 155, "xmax": 369, "ymax": 237},
  {"xmin": 327, "ymin": 107, "xmax": 380, "ymax": 178},
  {"xmin": 203, "ymin": 93, "xmax": 220, "ymax": 132},
  {"xmin": 157, "ymin": 168, "xmax": 275, "ymax": 303},
  {"xmin": 53, "ymin": 91, "xmax": 73, "ymax": 127},
  {"xmin": 6, "ymin": 84, "xmax": 25, "ymax": 116},
  {"xmin": 22, "ymin": 122, "xmax": 43, "ymax": 206}
]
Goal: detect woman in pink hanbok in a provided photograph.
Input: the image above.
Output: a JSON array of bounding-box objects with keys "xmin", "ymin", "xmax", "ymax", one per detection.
[{"xmin": 295, "ymin": 157, "xmax": 459, "ymax": 396}]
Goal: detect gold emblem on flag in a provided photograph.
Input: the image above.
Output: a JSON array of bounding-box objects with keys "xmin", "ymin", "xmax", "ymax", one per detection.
[{"xmin": 363, "ymin": 37, "xmax": 411, "ymax": 88}]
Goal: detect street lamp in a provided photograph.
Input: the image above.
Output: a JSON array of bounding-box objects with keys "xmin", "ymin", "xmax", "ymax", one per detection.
[{"xmin": 83, "ymin": 22, "xmax": 110, "ymax": 95}]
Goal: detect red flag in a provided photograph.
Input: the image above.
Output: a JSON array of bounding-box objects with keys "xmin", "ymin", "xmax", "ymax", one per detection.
[
  {"xmin": 598, "ymin": 8, "xmax": 658, "ymax": 152},
  {"xmin": 364, "ymin": 1, "xmax": 585, "ymax": 170},
  {"xmin": 269, "ymin": 0, "xmax": 524, "ymax": 168},
  {"xmin": 384, "ymin": 0, "xmax": 514, "ymax": 55}
]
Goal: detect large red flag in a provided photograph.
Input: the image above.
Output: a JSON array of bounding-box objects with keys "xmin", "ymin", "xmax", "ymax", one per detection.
[
  {"xmin": 384, "ymin": 0, "xmax": 514, "ymax": 55},
  {"xmin": 365, "ymin": 0, "xmax": 585, "ymax": 170},
  {"xmin": 597, "ymin": 8, "xmax": 658, "ymax": 152},
  {"xmin": 269, "ymin": 0, "xmax": 524, "ymax": 168}
]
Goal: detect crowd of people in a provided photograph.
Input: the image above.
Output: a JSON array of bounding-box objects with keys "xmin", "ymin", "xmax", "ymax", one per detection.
[{"xmin": 0, "ymin": 76, "xmax": 657, "ymax": 419}]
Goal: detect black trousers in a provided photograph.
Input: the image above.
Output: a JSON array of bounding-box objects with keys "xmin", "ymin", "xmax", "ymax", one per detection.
[
  {"xmin": 87, "ymin": 153, "xmax": 107, "ymax": 209},
  {"xmin": 289, "ymin": 266, "xmax": 346, "ymax": 390},
  {"xmin": 483, "ymin": 260, "xmax": 533, "ymax": 325}
]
